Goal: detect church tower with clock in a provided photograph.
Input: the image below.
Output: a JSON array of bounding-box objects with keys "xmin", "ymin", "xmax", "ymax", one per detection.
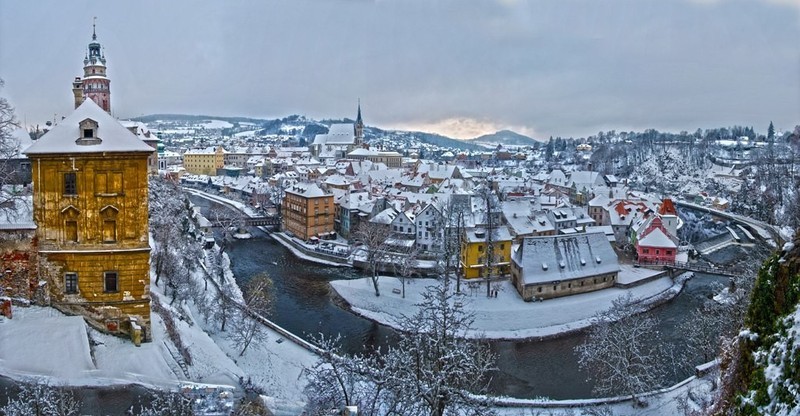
[{"xmin": 72, "ymin": 21, "xmax": 111, "ymax": 113}]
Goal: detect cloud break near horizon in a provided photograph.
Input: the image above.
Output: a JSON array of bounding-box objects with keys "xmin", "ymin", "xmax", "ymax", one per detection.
[{"xmin": 0, "ymin": 0, "xmax": 798, "ymax": 140}]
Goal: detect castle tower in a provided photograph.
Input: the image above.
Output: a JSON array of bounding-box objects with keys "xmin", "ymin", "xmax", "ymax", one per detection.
[
  {"xmin": 73, "ymin": 20, "xmax": 111, "ymax": 113},
  {"xmin": 354, "ymin": 100, "xmax": 364, "ymax": 146},
  {"xmin": 658, "ymin": 198, "xmax": 679, "ymax": 238}
]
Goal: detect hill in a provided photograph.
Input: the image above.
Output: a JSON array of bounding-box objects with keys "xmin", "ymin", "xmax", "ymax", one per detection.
[
  {"xmin": 467, "ymin": 130, "xmax": 540, "ymax": 147},
  {"xmin": 134, "ymin": 113, "xmax": 484, "ymax": 151}
]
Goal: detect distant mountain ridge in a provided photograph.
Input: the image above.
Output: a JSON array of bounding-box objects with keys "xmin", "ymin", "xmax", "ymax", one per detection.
[
  {"xmin": 467, "ymin": 129, "xmax": 540, "ymax": 146},
  {"xmin": 131, "ymin": 113, "xmax": 485, "ymax": 151}
]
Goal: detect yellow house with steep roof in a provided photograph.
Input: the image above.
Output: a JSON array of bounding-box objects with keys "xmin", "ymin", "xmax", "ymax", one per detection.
[{"xmin": 25, "ymin": 99, "xmax": 153, "ymax": 343}]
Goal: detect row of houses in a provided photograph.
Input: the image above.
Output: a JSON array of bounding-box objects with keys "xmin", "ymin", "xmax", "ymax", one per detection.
[{"xmin": 269, "ymin": 167, "xmax": 681, "ymax": 300}]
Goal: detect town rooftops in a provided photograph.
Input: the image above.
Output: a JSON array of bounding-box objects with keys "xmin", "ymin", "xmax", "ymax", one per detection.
[
  {"xmin": 24, "ymin": 99, "xmax": 154, "ymax": 155},
  {"xmin": 512, "ymin": 232, "xmax": 620, "ymax": 285}
]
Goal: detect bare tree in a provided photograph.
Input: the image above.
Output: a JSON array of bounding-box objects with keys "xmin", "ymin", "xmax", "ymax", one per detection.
[
  {"xmin": 576, "ymin": 293, "xmax": 672, "ymax": 407},
  {"xmin": 149, "ymin": 177, "xmax": 199, "ymax": 290},
  {"xmin": 386, "ymin": 278, "xmax": 496, "ymax": 415},
  {"xmin": 303, "ymin": 335, "xmax": 397, "ymax": 416},
  {"xmin": 208, "ymin": 207, "xmax": 244, "ymax": 253},
  {"xmin": 0, "ymin": 79, "xmax": 24, "ymax": 213},
  {"xmin": 352, "ymin": 221, "xmax": 392, "ymax": 296},
  {"xmin": 1, "ymin": 381, "xmax": 82, "ymax": 416},
  {"xmin": 304, "ymin": 279, "xmax": 497, "ymax": 416},
  {"xmin": 438, "ymin": 196, "xmax": 469, "ymax": 293},
  {"xmin": 678, "ymin": 279, "xmax": 749, "ymax": 367},
  {"xmin": 229, "ymin": 272, "xmax": 274, "ymax": 356},
  {"xmin": 127, "ymin": 390, "xmax": 194, "ymax": 416},
  {"xmin": 206, "ymin": 249, "xmax": 236, "ymax": 332},
  {"xmin": 390, "ymin": 243, "xmax": 419, "ymax": 299}
]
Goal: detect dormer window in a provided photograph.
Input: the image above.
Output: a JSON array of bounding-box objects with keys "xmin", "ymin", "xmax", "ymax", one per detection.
[{"xmin": 76, "ymin": 118, "xmax": 102, "ymax": 145}]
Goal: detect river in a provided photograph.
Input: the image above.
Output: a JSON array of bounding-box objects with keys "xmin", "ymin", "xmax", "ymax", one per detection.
[
  {"xmin": 0, "ymin": 199, "xmax": 748, "ymax": 411},
  {"xmin": 200, "ymin": 196, "xmax": 735, "ymax": 400}
]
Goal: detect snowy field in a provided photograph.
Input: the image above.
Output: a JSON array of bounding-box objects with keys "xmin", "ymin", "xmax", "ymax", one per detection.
[
  {"xmin": 0, "ymin": 306, "xmax": 180, "ymax": 388},
  {"xmin": 331, "ymin": 270, "xmax": 685, "ymax": 340},
  {"xmin": 0, "ymin": 250, "xmax": 318, "ymax": 413}
]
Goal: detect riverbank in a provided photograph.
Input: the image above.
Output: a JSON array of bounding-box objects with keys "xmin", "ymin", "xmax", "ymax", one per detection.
[
  {"xmin": 330, "ymin": 271, "xmax": 694, "ymax": 341},
  {"xmin": 270, "ymin": 231, "xmax": 352, "ymax": 267}
]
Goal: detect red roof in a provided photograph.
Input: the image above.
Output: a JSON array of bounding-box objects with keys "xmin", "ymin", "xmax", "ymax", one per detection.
[{"xmin": 659, "ymin": 198, "xmax": 677, "ymax": 216}]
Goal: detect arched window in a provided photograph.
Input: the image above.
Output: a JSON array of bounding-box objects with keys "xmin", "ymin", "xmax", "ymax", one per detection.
[
  {"xmin": 100, "ymin": 205, "xmax": 119, "ymax": 243},
  {"xmin": 60, "ymin": 205, "xmax": 80, "ymax": 242}
]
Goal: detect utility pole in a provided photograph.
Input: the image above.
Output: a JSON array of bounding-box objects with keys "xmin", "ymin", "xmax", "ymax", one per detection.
[
  {"xmin": 484, "ymin": 179, "xmax": 495, "ymax": 298},
  {"xmin": 456, "ymin": 208, "xmax": 464, "ymax": 294}
]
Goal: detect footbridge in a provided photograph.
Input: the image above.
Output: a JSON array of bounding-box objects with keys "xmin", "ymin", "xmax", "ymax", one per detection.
[
  {"xmin": 634, "ymin": 260, "xmax": 743, "ymax": 278},
  {"xmin": 209, "ymin": 216, "xmax": 281, "ymax": 227}
]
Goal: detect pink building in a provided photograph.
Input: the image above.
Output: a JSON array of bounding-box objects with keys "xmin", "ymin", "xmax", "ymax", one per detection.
[{"xmin": 636, "ymin": 217, "xmax": 678, "ymax": 264}]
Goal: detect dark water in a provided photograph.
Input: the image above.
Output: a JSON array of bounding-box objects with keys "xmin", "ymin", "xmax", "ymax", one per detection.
[
  {"xmin": 0, "ymin": 376, "xmax": 152, "ymax": 415},
  {"xmin": 195, "ymin": 196, "xmax": 739, "ymax": 399},
  {"xmin": 0, "ymin": 198, "xmax": 744, "ymax": 411},
  {"xmin": 225, "ymin": 232, "xmax": 728, "ymax": 399}
]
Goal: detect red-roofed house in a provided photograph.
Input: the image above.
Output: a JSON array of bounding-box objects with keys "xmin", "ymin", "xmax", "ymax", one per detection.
[{"xmin": 636, "ymin": 217, "xmax": 678, "ymax": 264}]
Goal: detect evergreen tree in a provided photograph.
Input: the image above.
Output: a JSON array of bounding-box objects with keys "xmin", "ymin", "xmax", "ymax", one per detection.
[{"xmin": 767, "ymin": 121, "xmax": 775, "ymax": 141}]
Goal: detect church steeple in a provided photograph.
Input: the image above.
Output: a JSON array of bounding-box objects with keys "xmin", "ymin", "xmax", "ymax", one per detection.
[
  {"xmin": 73, "ymin": 19, "xmax": 111, "ymax": 113},
  {"xmin": 354, "ymin": 99, "xmax": 364, "ymax": 146}
]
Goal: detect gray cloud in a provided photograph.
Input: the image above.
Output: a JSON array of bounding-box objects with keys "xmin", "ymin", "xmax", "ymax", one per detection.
[{"xmin": 1, "ymin": 0, "xmax": 797, "ymax": 138}]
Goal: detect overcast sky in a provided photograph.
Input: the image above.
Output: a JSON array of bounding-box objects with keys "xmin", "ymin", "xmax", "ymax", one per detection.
[{"xmin": 1, "ymin": 0, "xmax": 798, "ymax": 139}]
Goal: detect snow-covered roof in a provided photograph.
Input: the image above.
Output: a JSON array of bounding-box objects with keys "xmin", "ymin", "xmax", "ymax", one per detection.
[
  {"xmin": 464, "ymin": 226, "xmax": 512, "ymax": 243},
  {"xmin": 314, "ymin": 123, "xmax": 356, "ymax": 146},
  {"xmin": 285, "ymin": 183, "xmax": 328, "ymax": 198},
  {"xmin": 371, "ymin": 207, "xmax": 399, "ymax": 225},
  {"xmin": 638, "ymin": 227, "xmax": 677, "ymax": 248},
  {"xmin": 348, "ymin": 148, "xmax": 377, "ymax": 157},
  {"xmin": 10, "ymin": 128, "xmax": 33, "ymax": 159},
  {"xmin": 513, "ymin": 232, "xmax": 620, "ymax": 285},
  {"xmin": 24, "ymin": 100, "xmax": 154, "ymax": 155},
  {"xmin": 185, "ymin": 146, "xmax": 225, "ymax": 155}
]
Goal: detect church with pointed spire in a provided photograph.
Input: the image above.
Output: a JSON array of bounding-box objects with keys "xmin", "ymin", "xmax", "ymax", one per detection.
[
  {"xmin": 72, "ymin": 20, "xmax": 111, "ymax": 113},
  {"xmin": 310, "ymin": 102, "xmax": 366, "ymax": 160}
]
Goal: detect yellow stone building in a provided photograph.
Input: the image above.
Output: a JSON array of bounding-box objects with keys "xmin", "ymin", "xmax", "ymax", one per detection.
[
  {"xmin": 25, "ymin": 99, "xmax": 154, "ymax": 343},
  {"xmin": 460, "ymin": 227, "xmax": 513, "ymax": 279},
  {"xmin": 183, "ymin": 146, "xmax": 226, "ymax": 175}
]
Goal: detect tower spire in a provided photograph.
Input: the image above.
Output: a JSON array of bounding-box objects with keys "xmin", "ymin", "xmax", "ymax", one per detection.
[
  {"xmin": 354, "ymin": 99, "xmax": 364, "ymax": 146},
  {"xmin": 74, "ymin": 19, "xmax": 111, "ymax": 113}
]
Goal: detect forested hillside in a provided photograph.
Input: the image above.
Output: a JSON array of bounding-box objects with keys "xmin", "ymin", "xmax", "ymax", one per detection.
[{"xmin": 718, "ymin": 232, "xmax": 800, "ymax": 415}]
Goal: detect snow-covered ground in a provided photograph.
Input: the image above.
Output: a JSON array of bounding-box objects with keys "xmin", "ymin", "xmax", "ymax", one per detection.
[
  {"xmin": 331, "ymin": 270, "xmax": 688, "ymax": 340},
  {"xmin": 0, "ymin": 246, "xmax": 318, "ymax": 413},
  {"xmin": 0, "ymin": 306, "xmax": 179, "ymax": 388},
  {"xmin": 492, "ymin": 372, "xmax": 716, "ymax": 415}
]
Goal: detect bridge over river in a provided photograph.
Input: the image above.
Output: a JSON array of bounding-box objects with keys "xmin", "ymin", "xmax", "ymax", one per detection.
[
  {"xmin": 635, "ymin": 260, "xmax": 744, "ymax": 277},
  {"xmin": 208, "ymin": 215, "xmax": 281, "ymax": 227}
]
